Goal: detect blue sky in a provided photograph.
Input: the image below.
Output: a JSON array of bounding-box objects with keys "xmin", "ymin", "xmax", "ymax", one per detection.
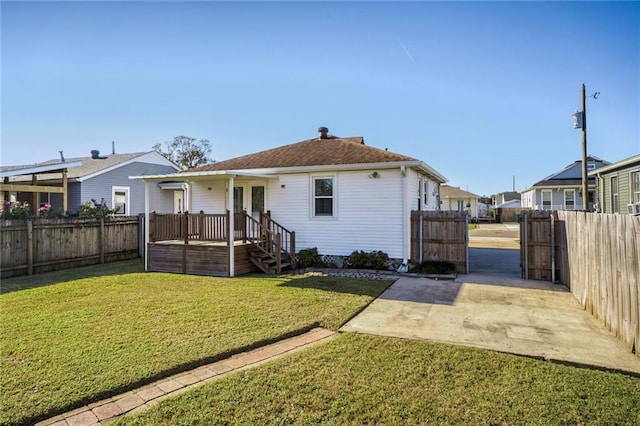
[{"xmin": 2, "ymin": 1, "xmax": 639, "ymax": 196}]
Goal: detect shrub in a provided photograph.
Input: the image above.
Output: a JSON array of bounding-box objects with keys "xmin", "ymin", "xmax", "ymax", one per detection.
[
  {"xmin": 36, "ymin": 203, "xmax": 64, "ymax": 219},
  {"xmin": 410, "ymin": 261, "xmax": 456, "ymax": 275},
  {"xmin": 0, "ymin": 201, "xmax": 32, "ymax": 220},
  {"xmin": 298, "ymin": 247, "xmax": 321, "ymax": 268},
  {"xmin": 79, "ymin": 199, "xmax": 115, "ymax": 218},
  {"xmin": 348, "ymin": 250, "xmax": 389, "ymax": 270}
]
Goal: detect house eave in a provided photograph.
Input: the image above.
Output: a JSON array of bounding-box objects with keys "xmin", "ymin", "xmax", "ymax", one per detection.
[
  {"xmin": 588, "ymin": 154, "xmax": 640, "ymax": 176},
  {"xmin": 130, "ymin": 170, "xmax": 279, "ymax": 182},
  {"xmin": 131, "ymin": 160, "xmax": 447, "ymax": 183},
  {"xmin": 0, "ymin": 161, "xmax": 83, "ymax": 178}
]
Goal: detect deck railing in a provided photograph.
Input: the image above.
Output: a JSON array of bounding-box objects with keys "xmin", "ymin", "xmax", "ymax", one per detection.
[
  {"xmin": 149, "ymin": 211, "xmax": 295, "ymax": 256},
  {"xmin": 150, "ymin": 212, "xmax": 229, "ymax": 243}
]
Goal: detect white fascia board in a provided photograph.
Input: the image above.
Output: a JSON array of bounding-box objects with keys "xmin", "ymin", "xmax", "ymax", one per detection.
[
  {"xmin": 225, "ymin": 160, "xmax": 447, "ymax": 181},
  {"xmin": 77, "ymin": 151, "xmax": 179, "ymax": 182},
  {"xmin": 129, "ymin": 170, "xmax": 279, "ymax": 182},
  {"xmin": 0, "ymin": 161, "xmax": 83, "ymax": 178},
  {"xmin": 130, "ymin": 160, "xmax": 447, "ymax": 182}
]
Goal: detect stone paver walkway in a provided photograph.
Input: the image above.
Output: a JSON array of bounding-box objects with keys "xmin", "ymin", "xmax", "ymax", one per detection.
[{"xmin": 37, "ymin": 328, "xmax": 335, "ymax": 426}]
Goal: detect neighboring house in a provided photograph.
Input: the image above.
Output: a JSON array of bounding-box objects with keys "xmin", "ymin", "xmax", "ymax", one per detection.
[
  {"xmin": 135, "ymin": 128, "xmax": 447, "ymax": 267},
  {"xmin": 2, "ymin": 150, "xmax": 179, "ymax": 215},
  {"xmin": 521, "ymin": 156, "xmax": 610, "ymax": 211},
  {"xmin": 494, "ymin": 191, "xmax": 521, "ymax": 207},
  {"xmin": 439, "ymin": 185, "xmax": 482, "ymax": 218},
  {"xmin": 496, "ymin": 199, "xmax": 522, "ymax": 209},
  {"xmin": 589, "ymin": 154, "xmax": 640, "ymax": 215}
]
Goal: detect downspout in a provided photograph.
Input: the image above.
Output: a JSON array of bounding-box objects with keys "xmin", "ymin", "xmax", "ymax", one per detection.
[
  {"xmin": 182, "ymin": 182, "xmax": 191, "ymax": 212},
  {"xmin": 400, "ymin": 165, "xmax": 409, "ymax": 271},
  {"xmin": 228, "ymin": 176, "xmax": 235, "ymax": 277},
  {"xmin": 144, "ymin": 180, "xmax": 150, "ymax": 271}
]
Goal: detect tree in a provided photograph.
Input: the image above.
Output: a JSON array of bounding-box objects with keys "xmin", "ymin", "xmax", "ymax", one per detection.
[{"xmin": 153, "ymin": 136, "xmax": 212, "ymax": 170}]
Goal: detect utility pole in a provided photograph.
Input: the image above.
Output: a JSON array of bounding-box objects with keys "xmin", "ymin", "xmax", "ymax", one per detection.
[{"xmin": 580, "ymin": 84, "xmax": 588, "ymax": 211}]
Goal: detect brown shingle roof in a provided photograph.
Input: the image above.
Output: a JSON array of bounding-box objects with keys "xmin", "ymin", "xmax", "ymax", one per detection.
[
  {"xmin": 190, "ymin": 136, "xmax": 417, "ymax": 172},
  {"xmin": 440, "ymin": 185, "xmax": 480, "ymax": 199}
]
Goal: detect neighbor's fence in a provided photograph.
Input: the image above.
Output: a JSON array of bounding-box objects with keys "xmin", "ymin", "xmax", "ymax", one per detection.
[
  {"xmin": 410, "ymin": 210, "xmax": 468, "ymax": 273},
  {"xmin": 520, "ymin": 210, "xmax": 640, "ymax": 356},
  {"xmin": 0, "ymin": 216, "xmax": 141, "ymax": 278}
]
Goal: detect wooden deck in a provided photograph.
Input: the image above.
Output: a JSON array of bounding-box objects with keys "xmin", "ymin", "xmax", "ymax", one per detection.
[
  {"xmin": 147, "ymin": 240, "xmax": 256, "ymax": 276},
  {"xmin": 146, "ymin": 211, "xmax": 295, "ymax": 276}
]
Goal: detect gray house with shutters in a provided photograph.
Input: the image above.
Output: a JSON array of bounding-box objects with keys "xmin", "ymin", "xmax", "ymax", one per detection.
[
  {"xmin": 589, "ymin": 154, "xmax": 640, "ymax": 215},
  {"xmin": 3, "ymin": 150, "xmax": 179, "ymax": 215}
]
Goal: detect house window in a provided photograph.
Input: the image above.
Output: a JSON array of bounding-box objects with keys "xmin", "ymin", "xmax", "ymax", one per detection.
[
  {"xmin": 39, "ymin": 192, "xmax": 51, "ymax": 206},
  {"xmin": 611, "ymin": 176, "xmax": 619, "ymax": 213},
  {"xmin": 632, "ymin": 171, "xmax": 640, "ymax": 204},
  {"xmin": 112, "ymin": 186, "xmax": 129, "ymax": 215},
  {"xmin": 564, "ymin": 190, "xmax": 575, "ymax": 210},
  {"xmin": 313, "ymin": 177, "xmax": 334, "ymax": 217},
  {"xmin": 542, "ymin": 190, "xmax": 552, "ymax": 209},
  {"xmin": 457, "ymin": 200, "xmax": 465, "ymax": 211}
]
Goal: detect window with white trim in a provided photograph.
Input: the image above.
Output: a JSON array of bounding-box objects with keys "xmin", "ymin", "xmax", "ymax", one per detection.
[
  {"xmin": 564, "ymin": 189, "xmax": 575, "ymax": 210},
  {"xmin": 631, "ymin": 171, "xmax": 640, "ymax": 204},
  {"xmin": 542, "ymin": 190, "xmax": 552, "ymax": 209},
  {"xmin": 312, "ymin": 176, "xmax": 334, "ymax": 217},
  {"xmin": 112, "ymin": 186, "xmax": 130, "ymax": 215},
  {"xmin": 610, "ymin": 176, "xmax": 619, "ymax": 213}
]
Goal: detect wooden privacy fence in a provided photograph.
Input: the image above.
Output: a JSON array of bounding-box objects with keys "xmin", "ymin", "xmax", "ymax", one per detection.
[
  {"xmin": 521, "ymin": 210, "xmax": 640, "ymax": 357},
  {"xmin": 558, "ymin": 211, "xmax": 640, "ymax": 356},
  {"xmin": 410, "ymin": 210, "xmax": 468, "ymax": 273},
  {"xmin": 0, "ymin": 216, "xmax": 141, "ymax": 278}
]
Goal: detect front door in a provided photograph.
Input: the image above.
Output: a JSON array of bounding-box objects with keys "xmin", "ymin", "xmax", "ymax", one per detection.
[
  {"xmin": 173, "ymin": 191, "xmax": 184, "ymax": 213},
  {"xmin": 233, "ymin": 186, "xmax": 245, "ymax": 232}
]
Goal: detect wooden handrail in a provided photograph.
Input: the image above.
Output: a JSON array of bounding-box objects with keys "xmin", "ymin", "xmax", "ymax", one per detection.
[{"xmin": 244, "ymin": 212, "xmax": 296, "ymax": 272}]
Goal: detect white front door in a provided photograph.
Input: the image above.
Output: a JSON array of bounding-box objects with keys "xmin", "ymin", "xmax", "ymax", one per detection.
[
  {"xmin": 173, "ymin": 191, "xmax": 184, "ymax": 213},
  {"xmin": 232, "ymin": 184, "xmax": 266, "ymax": 218}
]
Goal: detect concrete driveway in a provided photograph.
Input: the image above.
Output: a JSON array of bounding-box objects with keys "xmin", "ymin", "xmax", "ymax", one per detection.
[{"xmin": 341, "ymin": 275, "xmax": 640, "ymax": 376}]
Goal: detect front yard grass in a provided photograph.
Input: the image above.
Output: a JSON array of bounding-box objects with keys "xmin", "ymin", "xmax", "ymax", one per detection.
[
  {"xmin": 116, "ymin": 333, "xmax": 640, "ymax": 425},
  {"xmin": 0, "ymin": 270, "xmax": 392, "ymax": 425}
]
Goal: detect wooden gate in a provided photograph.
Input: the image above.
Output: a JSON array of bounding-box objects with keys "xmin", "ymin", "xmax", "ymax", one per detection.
[
  {"xmin": 519, "ymin": 210, "xmax": 563, "ymax": 281},
  {"xmin": 410, "ymin": 210, "xmax": 468, "ymax": 273}
]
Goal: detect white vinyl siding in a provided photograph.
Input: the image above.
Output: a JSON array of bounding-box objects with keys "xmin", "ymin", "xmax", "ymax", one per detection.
[
  {"xmin": 189, "ymin": 181, "xmax": 227, "ymax": 213},
  {"xmin": 268, "ymin": 169, "xmax": 405, "ymax": 258}
]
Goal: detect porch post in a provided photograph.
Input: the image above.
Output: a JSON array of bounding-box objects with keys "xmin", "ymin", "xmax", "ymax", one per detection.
[{"xmin": 228, "ymin": 176, "xmax": 235, "ymax": 277}]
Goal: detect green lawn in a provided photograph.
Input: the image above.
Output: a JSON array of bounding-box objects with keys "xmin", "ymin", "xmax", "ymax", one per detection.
[
  {"xmin": 0, "ymin": 266, "xmax": 391, "ymax": 426},
  {"xmin": 115, "ymin": 333, "xmax": 640, "ymax": 426}
]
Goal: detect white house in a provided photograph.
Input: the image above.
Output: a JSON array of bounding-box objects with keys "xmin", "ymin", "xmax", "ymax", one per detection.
[
  {"xmin": 439, "ymin": 185, "xmax": 482, "ymax": 219},
  {"xmin": 134, "ymin": 128, "xmax": 447, "ymax": 275}
]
